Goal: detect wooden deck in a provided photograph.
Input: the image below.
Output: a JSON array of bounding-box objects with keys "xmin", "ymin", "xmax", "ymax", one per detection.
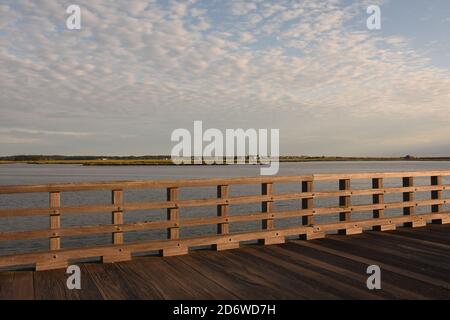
[{"xmin": 1, "ymin": 224, "xmax": 449, "ymax": 300}]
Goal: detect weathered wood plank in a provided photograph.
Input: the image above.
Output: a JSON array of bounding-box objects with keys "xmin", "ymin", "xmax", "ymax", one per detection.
[
  {"xmin": 0, "ymin": 272, "xmax": 34, "ymax": 300},
  {"xmin": 1, "ymin": 170, "xmax": 450, "ymax": 272},
  {"xmin": 0, "ymin": 175, "xmax": 314, "ymax": 194},
  {"xmin": 372, "ymin": 178, "xmax": 395, "ymax": 231},
  {"xmin": 1, "ymin": 224, "xmax": 449, "ymax": 299},
  {"xmin": 34, "ymin": 266, "xmax": 103, "ymax": 300},
  {"xmin": 112, "ymin": 190, "xmax": 124, "ymax": 245},
  {"xmin": 2, "ymin": 212, "xmax": 449, "ymax": 269},
  {"xmin": 313, "ymin": 170, "xmax": 450, "ymax": 180},
  {"xmin": 260, "ymin": 183, "xmax": 284, "ymax": 245},
  {"xmin": 236, "ymin": 246, "xmax": 381, "ymax": 299},
  {"xmin": 49, "ymin": 192, "xmax": 61, "ymax": 251},
  {"xmin": 214, "ymin": 185, "xmax": 239, "ymax": 251},
  {"xmin": 294, "ymin": 237, "xmax": 450, "ymax": 290}
]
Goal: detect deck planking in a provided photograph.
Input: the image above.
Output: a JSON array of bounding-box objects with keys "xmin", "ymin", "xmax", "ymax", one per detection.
[{"xmin": 0, "ymin": 224, "xmax": 449, "ymax": 300}]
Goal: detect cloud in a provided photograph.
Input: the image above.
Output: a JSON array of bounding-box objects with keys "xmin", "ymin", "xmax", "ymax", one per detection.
[
  {"xmin": 0, "ymin": 136, "xmax": 41, "ymax": 145},
  {"xmin": 231, "ymin": 1, "xmax": 258, "ymax": 16},
  {"xmin": 0, "ymin": 0, "xmax": 449, "ymax": 156},
  {"xmin": 239, "ymin": 32, "xmax": 255, "ymax": 43},
  {"xmin": 0, "ymin": 128, "xmax": 93, "ymax": 137}
]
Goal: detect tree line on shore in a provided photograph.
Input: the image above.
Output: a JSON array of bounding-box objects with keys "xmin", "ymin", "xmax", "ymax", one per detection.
[{"xmin": 2, "ymin": 155, "xmax": 450, "ymax": 162}]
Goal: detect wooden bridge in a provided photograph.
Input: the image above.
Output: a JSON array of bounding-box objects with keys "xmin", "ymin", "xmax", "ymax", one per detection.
[{"xmin": 0, "ymin": 171, "xmax": 449, "ymax": 299}]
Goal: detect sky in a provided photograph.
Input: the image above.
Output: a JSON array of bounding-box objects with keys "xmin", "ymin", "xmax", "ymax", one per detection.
[{"xmin": 1, "ymin": 0, "xmax": 450, "ymax": 156}]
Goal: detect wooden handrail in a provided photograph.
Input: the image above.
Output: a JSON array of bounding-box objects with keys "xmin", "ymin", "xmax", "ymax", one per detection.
[
  {"xmin": 0, "ymin": 175, "xmax": 313, "ymax": 194},
  {"xmin": 312, "ymin": 170, "xmax": 450, "ymax": 180},
  {"xmin": 2, "ymin": 170, "xmax": 450, "ymax": 194},
  {"xmin": 0, "ymin": 170, "xmax": 449, "ymax": 271}
]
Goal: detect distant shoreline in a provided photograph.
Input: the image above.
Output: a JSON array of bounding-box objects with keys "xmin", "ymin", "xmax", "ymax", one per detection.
[{"xmin": 1, "ymin": 156, "xmax": 450, "ymax": 166}]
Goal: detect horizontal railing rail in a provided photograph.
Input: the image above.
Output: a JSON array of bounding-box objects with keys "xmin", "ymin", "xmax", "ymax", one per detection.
[
  {"xmin": 0, "ymin": 170, "xmax": 449, "ymax": 271},
  {"xmin": 0, "ymin": 176, "xmax": 313, "ymax": 194}
]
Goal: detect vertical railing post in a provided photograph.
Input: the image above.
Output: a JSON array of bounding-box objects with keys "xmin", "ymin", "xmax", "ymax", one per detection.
[
  {"xmin": 161, "ymin": 187, "xmax": 187, "ymax": 256},
  {"xmin": 260, "ymin": 182, "xmax": 284, "ymax": 245},
  {"xmin": 36, "ymin": 191, "xmax": 67, "ymax": 271},
  {"xmin": 112, "ymin": 189, "xmax": 124, "ymax": 244},
  {"xmin": 214, "ymin": 185, "xmax": 239, "ymax": 251},
  {"xmin": 49, "ymin": 192, "xmax": 61, "ymax": 250},
  {"xmin": 261, "ymin": 182, "xmax": 274, "ymax": 230},
  {"xmin": 102, "ymin": 189, "xmax": 131, "ymax": 263},
  {"xmin": 431, "ymin": 176, "xmax": 449, "ymax": 224},
  {"xmin": 372, "ymin": 178, "xmax": 395, "ymax": 231},
  {"xmin": 402, "ymin": 177, "xmax": 425, "ymax": 228},
  {"xmin": 217, "ymin": 185, "xmax": 229, "ymax": 234},
  {"xmin": 166, "ymin": 187, "xmax": 179, "ymax": 239},
  {"xmin": 301, "ymin": 179, "xmax": 324, "ymax": 240},
  {"xmin": 302, "ymin": 180, "xmax": 313, "ymax": 226},
  {"xmin": 338, "ymin": 179, "xmax": 361, "ymax": 235},
  {"xmin": 431, "ymin": 176, "xmax": 442, "ymax": 213}
]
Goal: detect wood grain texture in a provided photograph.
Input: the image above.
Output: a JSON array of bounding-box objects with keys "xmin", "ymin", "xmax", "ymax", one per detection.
[
  {"xmin": 49, "ymin": 192, "xmax": 61, "ymax": 250},
  {"xmin": 214, "ymin": 185, "xmax": 239, "ymax": 251},
  {"xmin": 112, "ymin": 190, "xmax": 124, "ymax": 245},
  {"xmin": 1, "ymin": 170, "xmax": 450, "ymax": 270},
  {"xmin": 1, "ymin": 224, "xmax": 449, "ymax": 300},
  {"xmin": 0, "ymin": 175, "xmax": 313, "ymax": 194}
]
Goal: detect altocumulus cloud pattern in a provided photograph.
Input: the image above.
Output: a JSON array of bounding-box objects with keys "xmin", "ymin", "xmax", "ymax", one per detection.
[{"xmin": 1, "ymin": 0, "xmax": 450, "ymax": 155}]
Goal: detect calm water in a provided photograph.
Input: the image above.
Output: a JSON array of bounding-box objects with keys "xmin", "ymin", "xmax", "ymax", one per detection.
[{"xmin": 1, "ymin": 161, "xmax": 450, "ymax": 255}]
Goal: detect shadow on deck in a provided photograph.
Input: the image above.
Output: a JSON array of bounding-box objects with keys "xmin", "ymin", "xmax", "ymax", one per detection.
[{"xmin": 1, "ymin": 224, "xmax": 449, "ymax": 300}]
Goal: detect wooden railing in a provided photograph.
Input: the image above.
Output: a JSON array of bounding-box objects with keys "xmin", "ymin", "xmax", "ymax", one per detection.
[{"xmin": 1, "ymin": 171, "xmax": 449, "ymax": 271}]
